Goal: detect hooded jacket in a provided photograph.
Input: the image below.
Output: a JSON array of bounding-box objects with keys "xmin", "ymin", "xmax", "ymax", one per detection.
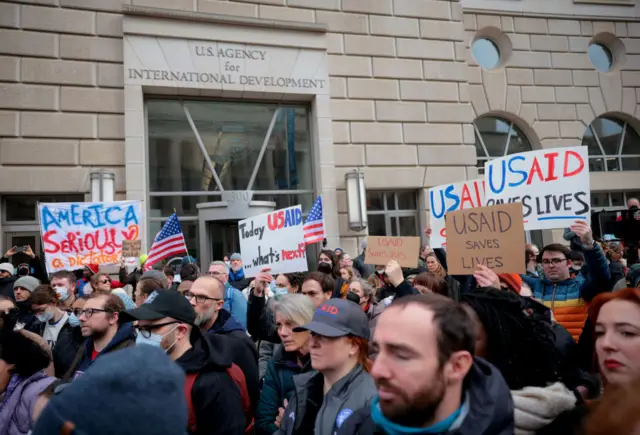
[
  {"xmin": 62, "ymin": 322, "xmax": 136, "ymax": 380},
  {"xmin": 177, "ymin": 331, "xmax": 245, "ymax": 435},
  {"xmin": 207, "ymin": 310, "xmax": 259, "ymax": 415},
  {"xmin": 276, "ymin": 365, "xmax": 377, "ymax": 435},
  {"xmin": 223, "ymin": 282, "xmax": 248, "ymax": 330},
  {"xmin": 0, "ymin": 371, "xmax": 55, "ymax": 435},
  {"xmin": 337, "ymin": 358, "xmax": 514, "ymax": 435},
  {"xmin": 521, "ymin": 242, "xmax": 610, "ymax": 340},
  {"xmin": 32, "ymin": 318, "xmax": 83, "ymax": 378},
  {"xmin": 255, "ymin": 347, "xmax": 311, "ymax": 435}
]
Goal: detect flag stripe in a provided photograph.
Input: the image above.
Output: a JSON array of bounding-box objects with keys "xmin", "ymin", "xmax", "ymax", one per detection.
[
  {"xmin": 303, "ymin": 196, "xmax": 325, "ymax": 245},
  {"xmin": 144, "ymin": 213, "xmax": 187, "ymax": 270}
]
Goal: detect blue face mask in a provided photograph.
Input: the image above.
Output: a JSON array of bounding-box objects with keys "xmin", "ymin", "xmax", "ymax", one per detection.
[
  {"xmin": 68, "ymin": 313, "xmax": 81, "ymax": 327},
  {"xmin": 136, "ymin": 332, "xmax": 163, "ymax": 348}
]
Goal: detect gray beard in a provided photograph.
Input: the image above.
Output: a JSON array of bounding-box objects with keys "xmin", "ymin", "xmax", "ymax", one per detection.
[{"xmin": 195, "ymin": 305, "xmax": 216, "ymax": 327}]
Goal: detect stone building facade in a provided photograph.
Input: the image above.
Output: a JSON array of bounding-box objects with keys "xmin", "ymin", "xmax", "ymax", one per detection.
[{"xmin": 0, "ymin": 0, "xmax": 638, "ymax": 265}]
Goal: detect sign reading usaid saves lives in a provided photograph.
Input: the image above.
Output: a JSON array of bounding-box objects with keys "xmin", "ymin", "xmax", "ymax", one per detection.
[
  {"xmin": 38, "ymin": 201, "xmax": 143, "ymax": 273},
  {"xmin": 429, "ymin": 179, "xmax": 485, "ymax": 248},
  {"xmin": 484, "ymin": 146, "xmax": 590, "ymax": 230},
  {"xmin": 238, "ymin": 205, "xmax": 308, "ymax": 278}
]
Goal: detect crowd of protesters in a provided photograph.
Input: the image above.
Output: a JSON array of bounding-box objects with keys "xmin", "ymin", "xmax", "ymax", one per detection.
[{"xmin": 0, "ymin": 208, "xmax": 639, "ymax": 435}]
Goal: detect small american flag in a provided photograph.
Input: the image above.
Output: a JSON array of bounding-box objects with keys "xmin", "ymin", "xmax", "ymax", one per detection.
[
  {"xmin": 304, "ymin": 196, "xmax": 326, "ymax": 244},
  {"xmin": 144, "ymin": 213, "xmax": 186, "ymax": 271}
]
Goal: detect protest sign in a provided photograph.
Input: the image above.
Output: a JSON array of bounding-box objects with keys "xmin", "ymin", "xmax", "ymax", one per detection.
[
  {"xmin": 122, "ymin": 240, "xmax": 142, "ymax": 258},
  {"xmin": 238, "ymin": 205, "xmax": 308, "ymax": 277},
  {"xmin": 429, "ymin": 179, "xmax": 485, "ymax": 248},
  {"xmin": 445, "ymin": 202, "xmax": 525, "ymax": 275},
  {"xmin": 39, "ymin": 201, "xmax": 143, "ymax": 273},
  {"xmin": 364, "ymin": 236, "xmax": 420, "ymax": 268},
  {"xmin": 484, "ymin": 146, "xmax": 590, "ymax": 230}
]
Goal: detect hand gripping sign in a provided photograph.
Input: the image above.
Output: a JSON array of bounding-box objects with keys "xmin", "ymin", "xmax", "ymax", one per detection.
[{"xmin": 484, "ymin": 146, "xmax": 590, "ymax": 231}]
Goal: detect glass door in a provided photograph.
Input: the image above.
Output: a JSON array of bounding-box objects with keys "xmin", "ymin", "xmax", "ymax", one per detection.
[{"xmin": 209, "ymin": 221, "xmax": 240, "ymax": 261}]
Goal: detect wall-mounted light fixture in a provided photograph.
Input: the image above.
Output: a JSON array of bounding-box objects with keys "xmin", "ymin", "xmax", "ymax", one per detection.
[
  {"xmin": 345, "ymin": 169, "xmax": 367, "ymax": 231},
  {"xmin": 90, "ymin": 169, "xmax": 115, "ymax": 202}
]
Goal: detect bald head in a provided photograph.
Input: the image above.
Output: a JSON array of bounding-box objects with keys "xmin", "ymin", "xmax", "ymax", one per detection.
[{"xmin": 192, "ymin": 275, "xmax": 225, "ymax": 299}]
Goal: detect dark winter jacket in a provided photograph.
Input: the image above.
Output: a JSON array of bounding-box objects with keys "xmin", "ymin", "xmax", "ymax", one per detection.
[
  {"xmin": 177, "ymin": 331, "xmax": 245, "ymax": 435},
  {"xmin": 16, "ymin": 301, "xmax": 37, "ymax": 332},
  {"xmin": 208, "ymin": 309, "xmax": 259, "ymax": 414},
  {"xmin": 536, "ymin": 396, "xmax": 588, "ymax": 435},
  {"xmin": 247, "ymin": 293, "xmax": 280, "ymax": 344},
  {"xmin": 337, "ymin": 358, "xmax": 514, "ymax": 435},
  {"xmin": 276, "ymin": 365, "xmax": 377, "ymax": 435},
  {"xmin": 62, "ymin": 322, "xmax": 136, "ymax": 380},
  {"xmin": 353, "ymin": 253, "xmax": 374, "ymax": 279},
  {"xmin": 118, "ymin": 266, "xmax": 143, "ymax": 288},
  {"xmin": 255, "ymin": 348, "xmax": 311, "ymax": 435},
  {"xmin": 32, "ymin": 317, "xmax": 84, "ymax": 378},
  {"xmin": 0, "ymin": 275, "xmax": 18, "ymax": 300},
  {"xmin": 0, "ymin": 255, "xmax": 49, "ymax": 286}
]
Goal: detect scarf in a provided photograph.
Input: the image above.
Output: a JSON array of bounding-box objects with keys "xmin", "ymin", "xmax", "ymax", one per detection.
[{"xmin": 370, "ymin": 397, "xmax": 463, "ymax": 435}]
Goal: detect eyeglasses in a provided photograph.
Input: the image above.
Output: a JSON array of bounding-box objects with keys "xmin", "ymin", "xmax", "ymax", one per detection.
[
  {"xmin": 99, "ymin": 279, "xmax": 110, "ymax": 284},
  {"xmin": 137, "ymin": 320, "xmax": 179, "ymax": 338},
  {"xmin": 541, "ymin": 258, "xmax": 567, "ymax": 266},
  {"xmin": 208, "ymin": 271, "xmax": 227, "ymax": 277},
  {"xmin": 73, "ymin": 308, "xmax": 108, "ymax": 318},
  {"xmin": 184, "ymin": 291, "xmax": 221, "ymax": 305},
  {"xmin": 32, "ymin": 307, "xmax": 49, "ymax": 315}
]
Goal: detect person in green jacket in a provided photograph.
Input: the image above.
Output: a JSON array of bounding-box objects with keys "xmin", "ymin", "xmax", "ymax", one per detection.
[{"xmin": 256, "ymin": 294, "xmax": 314, "ymax": 435}]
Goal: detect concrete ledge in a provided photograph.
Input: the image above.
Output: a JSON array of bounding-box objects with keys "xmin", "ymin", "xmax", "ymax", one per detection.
[{"xmin": 123, "ymin": 5, "xmax": 327, "ymax": 33}]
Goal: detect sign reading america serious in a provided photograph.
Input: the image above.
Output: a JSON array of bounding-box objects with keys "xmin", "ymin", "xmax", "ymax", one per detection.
[{"xmin": 127, "ymin": 43, "xmax": 326, "ymax": 90}]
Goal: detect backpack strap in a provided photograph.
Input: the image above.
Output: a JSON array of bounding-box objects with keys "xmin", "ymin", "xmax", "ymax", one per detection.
[
  {"xmin": 184, "ymin": 373, "xmax": 198, "ymax": 433},
  {"xmin": 225, "ymin": 363, "xmax": 254, "ymax": 433}
]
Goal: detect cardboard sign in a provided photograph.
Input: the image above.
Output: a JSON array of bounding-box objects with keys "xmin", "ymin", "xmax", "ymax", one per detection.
[
  {"xmin": 364, "ymin": 236, "xmax": 420, "ymax": 268},
  {"xmin": 38, "ymin": 201, "xmax": 143, "ymax": 273},
  {"xmin": 484, "ymin": 146, "xmax": 590, "ymax": 230},
  {"xmin": 429, "ymin": 179, "xmax": 485, "ymax": 248},
  {"xmin": 122, "ymin": 240, "xmax": 142, "ymax": 258},
  {"xmin": 445, "ymin": 202, "xmax": 525, "ymax": 275},
  {"xmin": 238, "ymin": 205, "xmax": 308, "ymax": 278}
]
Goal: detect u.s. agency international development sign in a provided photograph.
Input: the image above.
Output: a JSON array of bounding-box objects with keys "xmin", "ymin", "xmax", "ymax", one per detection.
[{"xmin": 124, "ymin": 36, "xmax": 328, "ymax": 95}]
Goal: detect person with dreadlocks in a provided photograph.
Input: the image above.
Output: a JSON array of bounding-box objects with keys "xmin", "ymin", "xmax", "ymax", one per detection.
[{"xmin": 461, "ymin": 287, "xmax": 579, "ymax": 434}]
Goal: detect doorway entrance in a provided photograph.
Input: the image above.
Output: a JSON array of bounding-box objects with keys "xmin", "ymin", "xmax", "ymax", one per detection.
[{"xmin": 210, "ymin": 221, "xmax": 240, "ymax": 260}]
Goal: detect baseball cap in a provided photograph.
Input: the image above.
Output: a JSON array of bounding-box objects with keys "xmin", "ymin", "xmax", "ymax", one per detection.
[
  {"xmin": 119, "ymin": 289, "xmax": 196, "ymax": 326},
  {"xmin": 294, "ymin": 299, "xmax": 369, "ymax": 340},
  {"xmin": 0, "ymin": 263, "xmax": 14, "ymax": 275}
]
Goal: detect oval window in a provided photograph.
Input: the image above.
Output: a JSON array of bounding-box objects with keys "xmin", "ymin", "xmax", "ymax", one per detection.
[
  {"xmin": 472, "ymin": 38, "xmax": 501, "ymax": 70},
  {"xmin": 588, "ymin": 43, "xmax": 613, "ymax": 72}
]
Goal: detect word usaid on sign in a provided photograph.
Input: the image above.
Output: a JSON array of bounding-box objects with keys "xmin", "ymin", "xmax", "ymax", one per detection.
[
  {"xmin": 238, "ymin": 205, "xmax": 308, "ymax": 277},
  {"xmin": 484, "ymin": 146, "xmax": 590, "ymax": 230},
  {"xmin": 445, "ymin": 202, "xmax": 525, "ymax": 275},
  {"xmin": 39, "ymin": 201, "xmax": 143, "ymax": 272},
  {"xmin": 428, "ymin": 179, "xmax": 485, "ymax": 248}
]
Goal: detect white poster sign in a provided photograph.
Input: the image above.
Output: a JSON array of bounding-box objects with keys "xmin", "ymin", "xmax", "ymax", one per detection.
[
  {"xmin": 428, "ymin": 179, "xmax": 485, "ymax": 248},
  {"xmin": 238, "ymin": 205, "xmax": 308, "ymax": 278},
  {"xmin": 38, "ymin": 201, "xmax": 143, "ymax": 273},
  {"xmin": 484, "ymin": 146, "xmax": 590, "ymax": 230}
]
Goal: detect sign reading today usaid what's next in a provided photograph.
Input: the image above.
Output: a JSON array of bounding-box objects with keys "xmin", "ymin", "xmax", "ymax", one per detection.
[
  {"xmin": 124, "ymin": 37, "xmax": 327, "ymax": 94},
  {"xmin": 238, "ymin": 205, "xmax": 308, "ymax": 278}
]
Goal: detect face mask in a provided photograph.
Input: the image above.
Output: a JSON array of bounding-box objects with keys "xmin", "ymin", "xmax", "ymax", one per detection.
[
  {"xmin": 136, "ymin": 325, "xmax": 178, "ymax": 353},
  {"xmin": 37, "ymin": 309, "xmax": 53, "ymax": 323},
  {"xmin": 68, "ymin": 313, "xmax": 81, "ymax": 327},
  {"xmin": 224, "ymin": 261, "xmax": 230, "ymax": 266},
  {"xmin": 317, "ymin": 262, "xmax": 332, "ymax": 274},
  {"xmin": 274, "ymin": 287, "xmax": 289, "ymax": 299},
  {"xmin": 54, "ymin": 286, "xmax": 69, "ymax": 301}
]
